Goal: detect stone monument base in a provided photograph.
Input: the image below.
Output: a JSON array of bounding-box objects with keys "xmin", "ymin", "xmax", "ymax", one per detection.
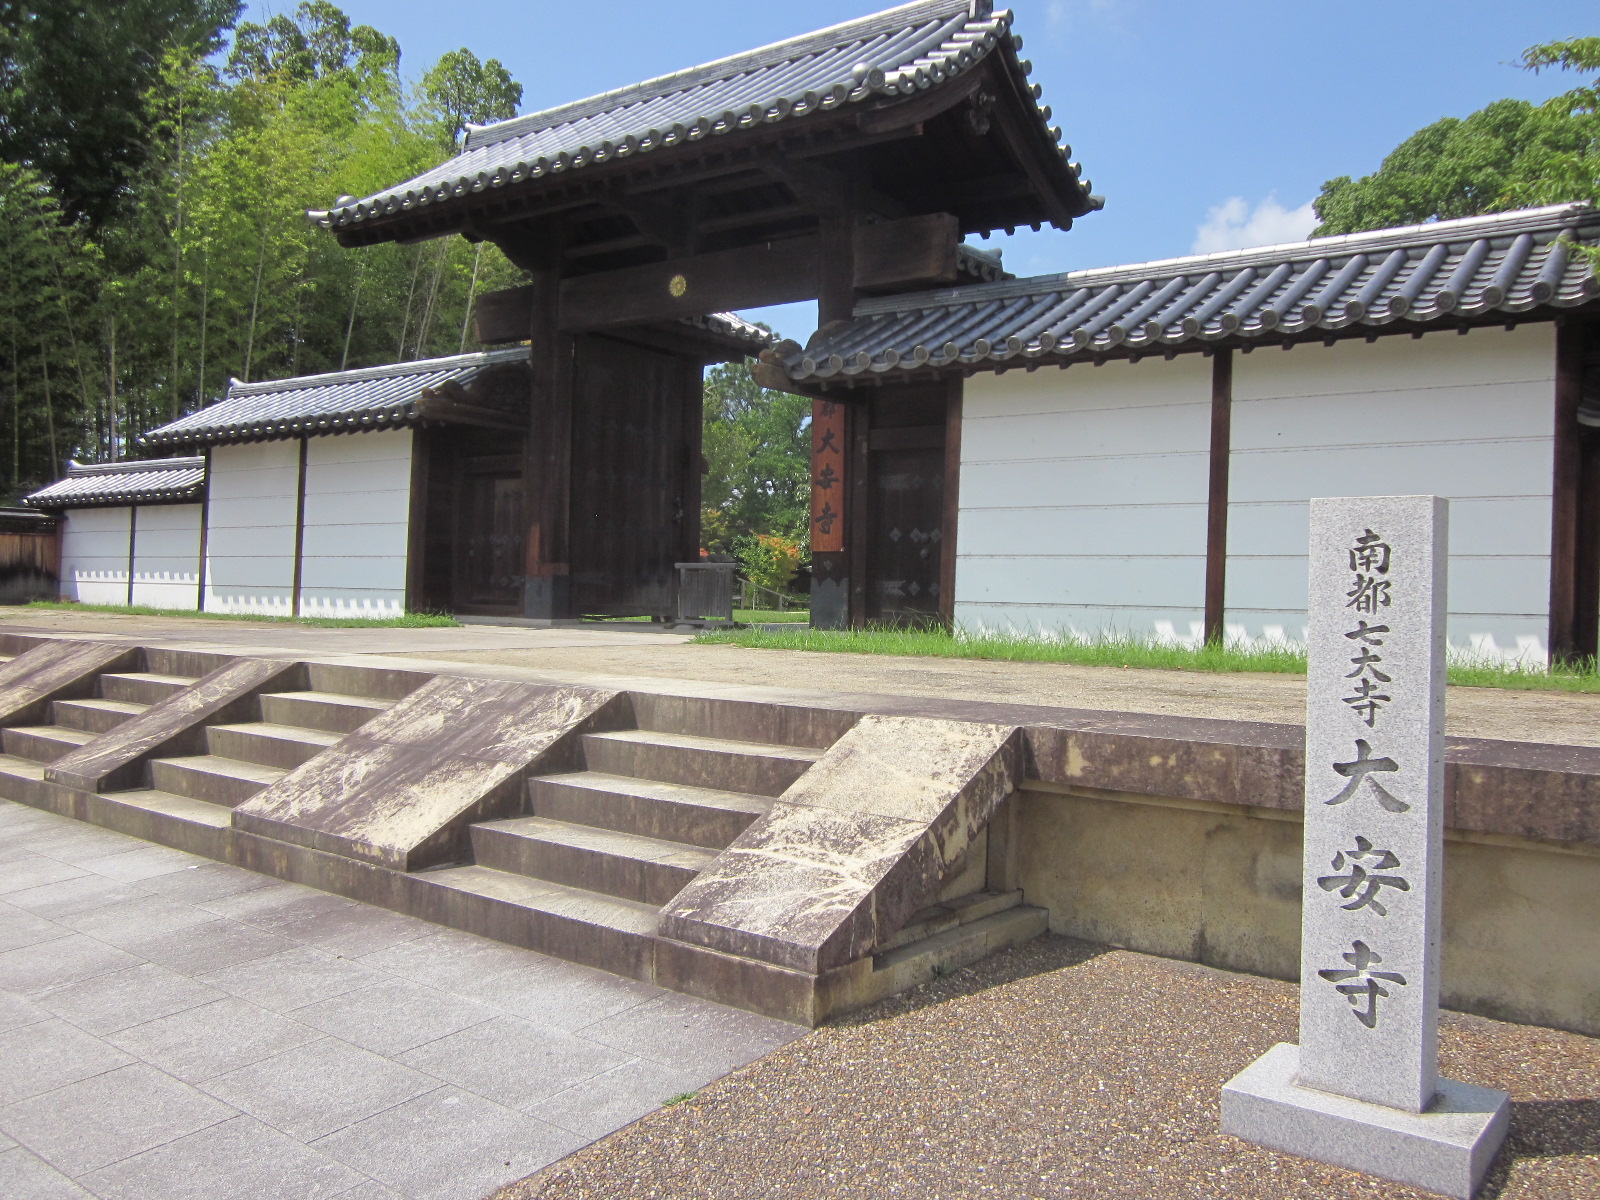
[{"xmin": 1221, "ymin": 1043, "xmax": 1510, "ymax": 1199}]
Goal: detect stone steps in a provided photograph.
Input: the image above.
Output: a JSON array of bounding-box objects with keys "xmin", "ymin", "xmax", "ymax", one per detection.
[
  {"xmin": 580, "ymin": 728, "xmax": 821, "ymax": 797},
  {"xmin": 148, "ymin": 754, "xmax": 285, "ymax": 807},
  {"xmin": 137, "ymin": 689, "xmax": 387, "ymax": 811},
  {"xmin": 99, "ymin": 671, "xmax": 195, "ymax": 705},
  {"xmin": 472, "ymin": 816, "xmax": 717, "ymax": 906},
  {"xmin": 2, "ymin": 723, "xmax": 95, "ymax": 763},
  {"xmin": 205, "ymin": 721, "xmax": 341, "ymax": 769},
  {"xmin": 258, "ymin": 690, "xmax": 390, "ymax": 734},
  {"xmin": 410, "ymin": 865, "xmax": 660, "ymax": 980},
  {"xmin": 53, "ymin": 697, "xmax": 149, "ymax": 734},
  {"xmin": 859, "ymin": 903, "xmax": 1049, "ymax": 999},
  {"xmin": 526, "ymin": 770, "xmax": 771, "ymax": 849}
]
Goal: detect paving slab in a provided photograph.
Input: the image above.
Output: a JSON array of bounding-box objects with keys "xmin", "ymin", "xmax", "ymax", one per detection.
[
  {"xmin": 0, "ymin": 1145, "xmax": 95, "ymax": 1199},
  {"xmin": 34, "ymin": 962, "xmax": 226, "ymax": 1036},
  {"xmin": 77, "ymin": 1115, "xmax": 362, "ymax": 1200},
  {"xmin": 200, "ymin": 1039, "xmax": 442, "ymax": 1142},
  {"xmin": 0, "ymin": 800, "xmax": 804, "ymax": 1199},
  {"xmin": 0, "ymin": 1062, "xmax": 235, "ymax": 1176},
  {"xmin": 312, "ymin": 1089, "xmax": 585, "ymax": 1200}
]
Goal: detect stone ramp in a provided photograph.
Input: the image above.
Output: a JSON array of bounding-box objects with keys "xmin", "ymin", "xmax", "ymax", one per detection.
[{"xmin": 0, "ymin": 635, "xmax": 1047, "ymax": 1025}]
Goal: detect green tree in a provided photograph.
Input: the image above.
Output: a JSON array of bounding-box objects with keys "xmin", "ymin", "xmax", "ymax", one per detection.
[
  {"xmin": 1313, "ymin": 36, "xmax": 1600, "ymax": 236},
  {"xmin": 0, "ymin": 0, "xmax": 242, "ymax": 228},
  {"xmin": 701, "ymin": 358, "xmax": 811, "ymax": 556},
  {"xmin": 0, "ymin": 0, "xmax": 529, "ymax": 495},
  {"xmin": 421, "ymin": 48, "xmax": 521, "ymax": 148},
  {"xmin": 226, "ymin": 1, "xmax": 398, "ymax": 85}
]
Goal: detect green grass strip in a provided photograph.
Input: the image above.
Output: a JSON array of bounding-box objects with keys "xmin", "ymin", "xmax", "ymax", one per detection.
[
  {"xmin": 17, "ymin": 600, "xmax": 459, "ymax": 629},
  {"xmin": 693, "ymin": 625, "xmax": 1600, "ymax": 693}
]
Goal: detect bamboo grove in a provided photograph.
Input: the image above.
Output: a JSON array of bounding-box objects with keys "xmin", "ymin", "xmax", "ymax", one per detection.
[{"xmin": 0, "ymin": 2, "xmax": 528, "ymax": 498}]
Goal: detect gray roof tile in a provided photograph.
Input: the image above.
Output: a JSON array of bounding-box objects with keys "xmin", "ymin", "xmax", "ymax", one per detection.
[
  {"xmin": 310, "ymin": 1, "xmax": 1094, "ymax": 231},
  {"xmin": 781, "ymin": 204, "xmax": 1600, "ymax": 382},
  {"xmin": 141, "ymin": 347, "xmax": 533, "ymax": 450},
  {"xmin": 25, "ymin": 457, "xmax": 205, "ymax": 509}
]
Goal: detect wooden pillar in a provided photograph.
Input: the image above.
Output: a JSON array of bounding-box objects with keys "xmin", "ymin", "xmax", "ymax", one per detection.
[
  {"xmin": 522, "ymin": 255, "xmax": 575, "ymax": 621},
  {"xmin": 1205, "ymin": 349, "xmax": 1234, "ymax": 645},
  {"xmin": 404, "ymin": 429, "xmax": 428, "ymax": 615},
  {"xmin": 681, "ymin": 358, "xmax": 706, "ymax": 567},
  {"xmin": 1550, "ymin": 317, "xmax": 1599, "ymax": 663},
  {"xmin": 810, "ymin": 211, "xmax": 860, "ymax": 628},
  {"xmin": 291, "ymin": 435, "xmax": 308, "ymax": 618},
  {"xmin": 847, "ymin": 402, "xmax": 871, "ymax": 628},
  {"xmin": 196, "ymin": 449, "xmax": 210, "ymax": 612},
  {"xmin": 809, "ymin": 398, "xmax": 848, "ymax": 628},
  {"xmin": 939, "ymin": 378, "xmax": 963, "ymax": 628},
  {"xmin": 125, "ymin": 504, "xmax": 137, "ymax": 607}
]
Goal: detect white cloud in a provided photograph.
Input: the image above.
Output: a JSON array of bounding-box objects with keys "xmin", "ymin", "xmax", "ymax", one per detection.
[{"xmin": 1191, "ymin": 195, "xmax": 1318, "ymax": 255}]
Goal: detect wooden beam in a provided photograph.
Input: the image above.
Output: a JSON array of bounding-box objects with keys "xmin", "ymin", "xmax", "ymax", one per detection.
[
  {"xmin": 474, "ymin": 284, "xmax": 537, "ymax": 344},
  {"xmin": 1204, "ymin": 349, "xmax": 1233, "ymax": 645},
  {"xmin": 559, "ymin": 236, "xmax": 820, "ymax": 331},
  {"xmin": 854, "ymin": 214, "xmax": 959, "ymax": 294},
  {"xmin": 1549, "ymin": 318, "xmax": 1586, "ymax": 663},
  {"xmin": 818, "ymin": 216, "xmax": 856, "ymax": 327}
]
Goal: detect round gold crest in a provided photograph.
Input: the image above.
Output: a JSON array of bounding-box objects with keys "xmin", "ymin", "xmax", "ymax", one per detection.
[{"xmin": 668, "ymin": 273, "xmax": 688, "ymax": 298}]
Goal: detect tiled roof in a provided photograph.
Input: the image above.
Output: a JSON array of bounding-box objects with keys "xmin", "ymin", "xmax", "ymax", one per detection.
[
  {"xmin": 309, "ymin": 0, "xmax": 1096, "ymax": 233},
  {"xmin": 682, "ymin": 311, "xmax": 776, "ymax": 344},
  {"xmin": 779, "ymin": 204, "xmax": 1600, "ymax": 383},
  {"xmin": 24, "ymin": 458, "xmax": 206, "ymax": 509},
  {"xmin": 142, "ymin": 347, "xmax": 533, "ymax": 450}
]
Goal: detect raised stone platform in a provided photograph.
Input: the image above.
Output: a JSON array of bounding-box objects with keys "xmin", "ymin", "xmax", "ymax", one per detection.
[{"xmin": 0, "ymin": 623, "xmax": 1596, "ymax": 1037}]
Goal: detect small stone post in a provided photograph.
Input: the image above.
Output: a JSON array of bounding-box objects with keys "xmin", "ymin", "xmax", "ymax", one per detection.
[{"xmin": 1221, "ymin": 496, "xmax": 1509, "ymax": 1200}]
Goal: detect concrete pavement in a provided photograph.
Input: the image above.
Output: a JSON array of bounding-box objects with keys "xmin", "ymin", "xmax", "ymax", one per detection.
[{"xmin": 0, "ymin": 799, "xmax": 800, "ymax": 1200}]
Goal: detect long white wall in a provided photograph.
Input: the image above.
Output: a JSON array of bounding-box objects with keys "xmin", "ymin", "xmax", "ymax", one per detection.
[
  {"xmin": 1227, "ymin": 324, "xmax": 1555, "ymax": 661},
  {"xmin": 298, "ymin": 429, "xmax": 412, "ymax": 618},
  {"xmin": 130, "ymin": 504, "xmax": 202, "ymax": 609},
  {"xmin": 204, "ymin": 440, "xmax": 300, "ymax": 615},
  {"xmin": 60, "ymin": 506, "xmax": 132, "ymax": 606},
  {"xmin": 203, "ymin": 430, "xmax": 414, "ymax": 618},
  {"xmin": 60, "ymin": 504, "xmax": 204, "ymax": 609},
  {"xmin": 955, "ymin": 354, "xmax": 1213, "ymax": 641}
]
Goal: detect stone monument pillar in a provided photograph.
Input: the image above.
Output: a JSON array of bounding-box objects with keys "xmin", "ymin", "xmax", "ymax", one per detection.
[{"xmin": 1221, "ymin": 495, "xmax": 1510, "ymax": 1200}]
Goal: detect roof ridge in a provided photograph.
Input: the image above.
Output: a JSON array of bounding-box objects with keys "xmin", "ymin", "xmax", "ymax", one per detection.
[
  {"xmin": 226, "ymin": 346, "xmax": 530, "ymax": 397},
  {"xmin": 65, "ymin": 456, "xmax": 205, "ymax": 476},
  {"xmin": 854, "ymin": 203, "xmax": 1600, "ymax": 315},
  {"xmin": 466, "ymin": 0, "xmax": 972, "ymax": 151}
]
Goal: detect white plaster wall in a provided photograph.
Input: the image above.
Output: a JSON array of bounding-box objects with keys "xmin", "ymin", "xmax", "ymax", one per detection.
[
  {"xmin": 1227, "ymin": 324, "xmax": 1556, "ymax": 661},
  {"xmin": 298, "ymin": 429, "xmax": 412, "ymax": 618},
  {"xmin": 204, "ymin": 441, "xmax": 299, "ymax": 615},
  {"xmin": 60, "ymin": 506, "xmax": 131, "ymax": 606},
  {"xmin": 955, "ymin": 354, "xmax": 1213, "ymax": 641},
  {"xmin": 131, "ymin": 504, "xmax": 202, "ymax": 610}
]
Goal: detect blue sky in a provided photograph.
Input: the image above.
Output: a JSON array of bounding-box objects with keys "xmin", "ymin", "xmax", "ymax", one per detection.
[{"xmin": 245, "ymin": 0, "xmax": 1594, "ymax": 339}]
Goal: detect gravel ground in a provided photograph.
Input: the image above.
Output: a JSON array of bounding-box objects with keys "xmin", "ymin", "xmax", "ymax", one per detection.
[{"xmin": 494, "ymin": 938, "xmax": 1600, "ymax": 1200}]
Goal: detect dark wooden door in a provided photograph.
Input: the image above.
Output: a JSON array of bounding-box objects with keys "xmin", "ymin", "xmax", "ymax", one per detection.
[
  {"xmin": 867, "ymin": 443, "xmax": 945, "ymax": 624},
  {"xmin": 453, "ymin": 455, "xmax": 523, "ymax": 613},
  {"xmin": 568, "ymin": 335, "xmax": 693, "ymax": 617}
]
